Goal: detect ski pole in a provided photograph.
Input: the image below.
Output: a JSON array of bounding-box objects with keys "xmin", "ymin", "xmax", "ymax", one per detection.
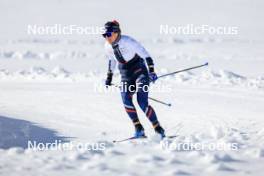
[
  {"xmin": 148, "ymin": 97, "xmax": 172, "ymax": 107},
  {"xmin": 110, "ymin": 83, "xmax": 172, "ymax": 107},
  {"xmin": 158, "ymin": 62, "xmax": 208, "ymax": 79}
]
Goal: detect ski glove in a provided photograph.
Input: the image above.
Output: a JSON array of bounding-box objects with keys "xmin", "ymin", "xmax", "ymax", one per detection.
[
  {"xmin": 149, "ymin": 72, "xmax": 158, "ymax": 83},
  {"xmin": 105, "ymin": 71, "xmax": 113, "ymax": 87},
  {"xmin": 146, "ymin": 57, "xmax": 158, "ymax": 83},
  {"xmin": 148, "ymin": 65, "xmax": 158, "ymax": 83}
]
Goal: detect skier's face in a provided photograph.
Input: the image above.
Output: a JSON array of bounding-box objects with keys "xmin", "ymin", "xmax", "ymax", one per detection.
[{"xmin": 105, "ymin": 32, "xmax": 118, "ymax": 44}]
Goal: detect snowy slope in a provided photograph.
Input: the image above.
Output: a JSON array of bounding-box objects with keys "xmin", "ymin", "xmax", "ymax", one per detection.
[
  {"xmin": 1, "ymin": 0, "xmax": 264, "ymax": 176},
  {"xmin": 0, "ymin": 71, "xmax": 264, "ymax": 176}
]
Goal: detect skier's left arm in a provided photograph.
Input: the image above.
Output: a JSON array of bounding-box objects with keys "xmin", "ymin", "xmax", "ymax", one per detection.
[{"xmin": 130, "ymin": 38, "xmax": 158, "ymax": 82}]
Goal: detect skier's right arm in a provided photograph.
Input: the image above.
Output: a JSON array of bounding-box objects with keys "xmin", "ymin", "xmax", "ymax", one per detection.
[{"xmin": 105, "ymin": 56, "xmax": 116, "ymax": 87}]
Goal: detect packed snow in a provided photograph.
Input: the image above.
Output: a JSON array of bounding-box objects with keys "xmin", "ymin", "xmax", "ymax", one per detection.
[{"xmin": 1, "ymin": 0, "xmax": 264, "ymax": 176}]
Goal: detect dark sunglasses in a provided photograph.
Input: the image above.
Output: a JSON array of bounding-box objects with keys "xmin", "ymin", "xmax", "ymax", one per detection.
[{"xmin": 102, "ymin": 32, "xmax": 112, "ymax": 38}]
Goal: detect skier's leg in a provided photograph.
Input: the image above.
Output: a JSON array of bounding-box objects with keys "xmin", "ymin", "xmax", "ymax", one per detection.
[
  {"xmin": 136, "ymin": 75, "xmax": 165, "ymax": 137},
  {"xmin": 120, "ymin": 82, "xmax": 145, "ymax": 137},
  {"xmin": 121, "ymin": 91, "xmax": 138, "ymax": 122}
]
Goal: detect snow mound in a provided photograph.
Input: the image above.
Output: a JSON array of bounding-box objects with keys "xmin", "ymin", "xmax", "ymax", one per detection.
[
  {"xmin": 219, "ymin": 70, "xmax": 246, "ymax": 80},
  {"xmin": 51, "ymin": 67, "xmax": 70, "ymax": 77},
  {"xmin": 0, "ymin": 68, "xmax": 263, "ymax": 90}
]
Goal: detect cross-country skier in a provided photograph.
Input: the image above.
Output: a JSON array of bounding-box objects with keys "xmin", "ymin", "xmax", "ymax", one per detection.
[{"xmin": 103, "ymin": 20, "xmax": 165, "ymax": 138}]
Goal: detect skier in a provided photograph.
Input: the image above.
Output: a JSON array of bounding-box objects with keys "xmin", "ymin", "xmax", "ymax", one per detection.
[{"xmin": 103, "ymin": 20, "xmax": 165, "ymax": 138}]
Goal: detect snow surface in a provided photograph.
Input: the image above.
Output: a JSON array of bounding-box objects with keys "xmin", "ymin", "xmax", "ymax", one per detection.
[{"xmin": 1, "ymin": 0, "xmax": 264, "ymax": 176}]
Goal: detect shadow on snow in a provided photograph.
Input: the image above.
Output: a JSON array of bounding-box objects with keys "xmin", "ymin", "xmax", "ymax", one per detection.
[{"xmin": 0, "ymin": 116, "xmax": 72, "ymax": 149}]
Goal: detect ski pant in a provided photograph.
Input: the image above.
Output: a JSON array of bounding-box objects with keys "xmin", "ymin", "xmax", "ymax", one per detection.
[{"xmin": 120, "ymin": 74, "xmax": 159, "ymax": 127}]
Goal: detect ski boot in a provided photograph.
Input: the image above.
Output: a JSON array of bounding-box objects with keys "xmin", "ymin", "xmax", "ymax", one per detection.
[
  {"xmin": 134, "ymin": 123, "xmax": 146, "ymax": 138},
  {"xmin": 154, "ymin": 124, "xmax": 166, "ymax": 138}
]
